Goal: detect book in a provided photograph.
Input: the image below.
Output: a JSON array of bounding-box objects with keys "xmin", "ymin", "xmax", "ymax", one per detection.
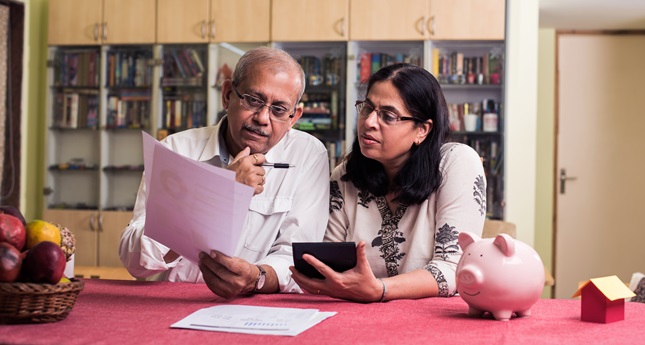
[{"xmin": 359, "ymin": 52, "xmax": 371, "ymax": 82}]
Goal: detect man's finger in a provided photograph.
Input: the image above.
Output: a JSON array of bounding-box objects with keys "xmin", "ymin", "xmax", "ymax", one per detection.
[{"xmin": 230, "ymin": 146, "xmax": 251, "ymax": 165}]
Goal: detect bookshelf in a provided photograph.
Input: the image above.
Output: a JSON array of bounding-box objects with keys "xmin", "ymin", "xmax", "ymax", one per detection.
[
  {"xmin": 275, "ymin": 42, "xmax": 347, "ymax": 170},
  {"xmin": 43, "ymin": 45, "xmax": 154, "ymax": 266},
  {"xmin": 431, "ymin": 41, "xmax": 506, "ymax": 219}
]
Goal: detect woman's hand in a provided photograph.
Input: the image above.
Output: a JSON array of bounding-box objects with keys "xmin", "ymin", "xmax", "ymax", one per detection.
[{"xmin": 289, "ymin": 241, "xmax": 384, "ymax": 303}]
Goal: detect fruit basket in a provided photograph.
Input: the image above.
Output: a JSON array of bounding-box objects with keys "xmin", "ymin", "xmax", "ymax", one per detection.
[{"xmin": 0, "ymin": 278, "xmax": 84, "ymax": 324}]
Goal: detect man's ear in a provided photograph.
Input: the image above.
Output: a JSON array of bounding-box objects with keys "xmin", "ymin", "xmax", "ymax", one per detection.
[
  {"xmin": 221, "ymin": 80, "xmax": 234, "ymax": 110},
  {"xmin": 288, "ymin": 105, "xmax": 304, "ymax": 127}
]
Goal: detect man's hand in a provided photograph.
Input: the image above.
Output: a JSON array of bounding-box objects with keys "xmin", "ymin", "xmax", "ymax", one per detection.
[
  {"xmin": 198, "ymin": 250, "xmax": 267, "ymax": 298},
  {"xmin": 227, "ymin": 147, "xmax": 266, "ymax": 195}
]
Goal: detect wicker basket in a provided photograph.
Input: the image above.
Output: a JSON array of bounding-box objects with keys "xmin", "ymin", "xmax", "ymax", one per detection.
[{"xmin": 0, "ymin": 278, "xmax": 84, "ymax": 324}]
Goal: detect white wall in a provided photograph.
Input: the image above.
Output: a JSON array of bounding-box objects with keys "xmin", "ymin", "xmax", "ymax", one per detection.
[{"xmin": 505, "ymin": 0, "xmax": 539, "ymax": 246}]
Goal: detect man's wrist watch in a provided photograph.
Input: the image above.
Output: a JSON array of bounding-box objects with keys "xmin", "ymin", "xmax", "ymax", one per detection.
[{"xmin": 254, "ymin": 265, "xmax": 266, "ymax": 292}]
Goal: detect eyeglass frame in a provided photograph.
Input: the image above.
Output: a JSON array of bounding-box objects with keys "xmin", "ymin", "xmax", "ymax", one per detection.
[
  {"xmin": 231, "ymin": 83, "xmax": 297, "ymax": 123},
  {"xmin": 355, "ymin": 100, "xmax": 424, "ymax": 125}
]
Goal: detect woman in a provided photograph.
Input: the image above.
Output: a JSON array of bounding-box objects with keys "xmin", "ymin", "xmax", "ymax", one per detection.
[{"xmin": 290, "ymin": 63, "xmax": 486, "ymax": 302}]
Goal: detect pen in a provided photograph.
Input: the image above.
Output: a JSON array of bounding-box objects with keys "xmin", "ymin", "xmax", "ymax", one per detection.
[{"xmin": 262, "ymin": 163, "xmax": 295, "ymax": 169}]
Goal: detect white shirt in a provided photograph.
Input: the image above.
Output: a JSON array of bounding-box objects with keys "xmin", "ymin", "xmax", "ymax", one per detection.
[
  {"xmin": 119, "ymin": 117, "xmax": 330, "ymax": 292},
  {"xmin": 325, "ymin": 143, "xmax": 486, "ymax": 297}
]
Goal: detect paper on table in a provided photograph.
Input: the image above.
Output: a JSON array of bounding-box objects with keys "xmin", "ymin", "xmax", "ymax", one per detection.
[
  {"xmin": 141, "ymin": 132, "xmax": 254, "ymax": 263},
  {"xmin": 170, "ymin": 305, "xmax": 337, "ymax": 336}
]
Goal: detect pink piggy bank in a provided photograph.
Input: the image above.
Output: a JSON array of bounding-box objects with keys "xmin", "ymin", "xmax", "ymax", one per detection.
[{"xmin": 456, "ymin": 232, "xmax": 545, "ymax": 321}]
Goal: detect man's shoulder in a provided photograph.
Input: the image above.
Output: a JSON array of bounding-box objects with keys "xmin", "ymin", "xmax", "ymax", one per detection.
[
  {"xmin": 163, "ymin": 126, "xmax": 217, "ymax": 146},
  {"xmin": 284, "ymin": 128, "xmax": 328, "ymax": 153}
]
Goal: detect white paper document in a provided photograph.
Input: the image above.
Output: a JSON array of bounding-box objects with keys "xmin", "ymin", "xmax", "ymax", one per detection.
[
  {"xmin": 171, "ymin": 305, "xmax": 336, "ymax": 336},
  {"xmin": 142, "ymin": 131, "xmax": 254, "ymax": 263}
]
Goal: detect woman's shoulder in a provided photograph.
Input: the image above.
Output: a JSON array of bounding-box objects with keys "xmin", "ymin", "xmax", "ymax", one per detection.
[{"xmin": 440, "ymin": 142, "xmax": 480, "ymax": 160}]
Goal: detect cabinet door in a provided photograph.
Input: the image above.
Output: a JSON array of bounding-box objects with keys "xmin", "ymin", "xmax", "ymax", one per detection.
[
  {"xmin": 102, "ymin": 0, "xmax": 156, "ymax": 44},
  {"xmin": 350, "ymin": 0, "xmax": 429, "ymax": 40},
  {"xmin": 428, "ymin": 0, "xmax": 505, "ymax": 40},
  {"xmin": 210, "ymin": 0, "xmax": 270, "ymax": 42},
  {"xmin": 43, "ymin": 209, "xmax": 99, "ymax": 267},
  {"xmin": 271, "ymin": 0, "xmax": 348, "ymax": 41},
  {"xmin": 48, "ymin": 0, "xmax": 103, "ymax": 45},
  {"xmin": 157, "ymin": 0, "xmax": 210, "ymax": 43},
  {"xmin": 98, "ymin": 211, "xmax": 133, "ymax": 267}
]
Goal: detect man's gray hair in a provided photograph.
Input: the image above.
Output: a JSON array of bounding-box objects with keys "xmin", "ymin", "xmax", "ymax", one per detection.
[{"xmin": 232, "ymin": 46, "xmax": 306, "ymax": 102}]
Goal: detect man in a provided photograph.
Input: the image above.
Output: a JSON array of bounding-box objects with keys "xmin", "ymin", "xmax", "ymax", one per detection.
[{"xmin": 119, "ymin": 47, "xmax": 330, "ymax": 298}]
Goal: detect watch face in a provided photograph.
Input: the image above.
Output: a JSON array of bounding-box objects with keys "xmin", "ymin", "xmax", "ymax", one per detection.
[{"xmin": 257, "ymin": 274, "xmax": 266, "ymax": 290}]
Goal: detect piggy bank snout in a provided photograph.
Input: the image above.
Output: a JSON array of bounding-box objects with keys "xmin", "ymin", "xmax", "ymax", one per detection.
[{"xmin": 457, "ymin": 265, "xmax": 483, "ymax": 287}]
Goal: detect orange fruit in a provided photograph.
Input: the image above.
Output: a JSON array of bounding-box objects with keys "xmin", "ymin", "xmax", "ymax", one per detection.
[{"xmin": 25, "ymin": 220, "xmax": 61, "ymax": 249}]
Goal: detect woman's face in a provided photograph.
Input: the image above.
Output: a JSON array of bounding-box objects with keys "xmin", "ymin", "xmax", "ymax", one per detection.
[{"xmin": 358, "ymin": 80, "xmax": 431, "ymax": 171}]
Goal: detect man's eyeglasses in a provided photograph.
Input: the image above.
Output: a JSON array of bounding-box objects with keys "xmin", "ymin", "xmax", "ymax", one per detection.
[
  {"xmin": 232, "ymin": 84, "xmax": 295, "ymax": 123},
  {"xmin": 355, "ymin": 100, "xmax": 422, "ymax": 126}
]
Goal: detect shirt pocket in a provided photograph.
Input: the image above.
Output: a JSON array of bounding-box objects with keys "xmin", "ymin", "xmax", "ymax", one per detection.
[{"xmin": 243, "ymin": 197, "xmax": 293, "ymax": 252}]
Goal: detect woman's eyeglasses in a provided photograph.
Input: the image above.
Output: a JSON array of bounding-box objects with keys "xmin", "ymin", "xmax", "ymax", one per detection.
[
  {"xmin": 233, "ymin": 84, "xmax": 295, "ymax": 123},
  {"xmin": 355, "ymin": 100, "xmax": 422, "ymax": 126}
]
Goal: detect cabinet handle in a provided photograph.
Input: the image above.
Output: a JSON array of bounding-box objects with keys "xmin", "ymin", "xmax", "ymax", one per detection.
[
  {"xmin": 340, "ymin": 17, "xmax": 345, "ymax": 37},
  {"xmin": 200, "ymin": 20, "xmax": 207, "ymax": 39},
  {"xmin": 427, "ymin": 16, "xmax": 435, "ymax": 37},
  {"xmin": 210, "ymin": 20, "xmax": 216, "ymax": 39},
  {"xmin": 93, "ymin": 23, "xmax": 99, "ymax": 42},
  {"xmin": 417, "ymin": 16, "xmax": 425, "ymax": 36},
  {"xmin": 89, "ymin": 213, "xmax": 96, "ymax": 231},
  {"xmin": 102, "ymin": 22, "xmax": 108, "ymax": 41},
  {"xmin": 98, "ymin": 214, "xmax": 104, "ymax": 232}
]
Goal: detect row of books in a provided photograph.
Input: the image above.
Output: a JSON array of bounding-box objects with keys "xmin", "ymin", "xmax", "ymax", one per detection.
[
  {"xmin": 53, "ymin": 50, "xmax": 100, "ymax": 87},
  {"xmin": 297, "ymin": 55, "xmax": 343, "ymax": 87},
  {"xmin": 106, "ymin": 94, "xmax": 151, "ymax": 129},
  {"xmin": 432, "ymin": 48, "xmax": 504, "ymax": 85},
  {"xmin": 106, "ymin": 51, "xmax": 153, "ymax": 87},
  {"xmin": 163, "ymin": 48, "xmax": 205, "ymax": 79},
  {"xmin": 358, "ymin": 52, "xmax": 423, "ymax": 82},
  {"xmin": 52, "ymin": 91, "xmax": 99, "ymax": 129},
  {"xmin": 161, "ymin": 98, "xmax": 208, "ymax": 130}
]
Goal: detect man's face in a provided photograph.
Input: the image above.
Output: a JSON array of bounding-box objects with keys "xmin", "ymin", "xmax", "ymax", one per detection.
[{"xmin": 222, "ymin": 66, "xmax": 303, "ymax": 156}]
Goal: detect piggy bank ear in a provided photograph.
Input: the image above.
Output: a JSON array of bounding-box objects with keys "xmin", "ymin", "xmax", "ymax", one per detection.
[
  {"xmin": 458, "ymin": 231, "xmax": 480, "ymax": 250},
  {"xmin": 493, "ymin": 233, "xmax": 515, "ymax": 257}
]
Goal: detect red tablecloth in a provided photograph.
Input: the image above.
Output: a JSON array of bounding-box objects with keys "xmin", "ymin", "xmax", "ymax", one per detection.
[{"xmin": 2, "ymin": 279, "xmax": 645, "ymax": 344}]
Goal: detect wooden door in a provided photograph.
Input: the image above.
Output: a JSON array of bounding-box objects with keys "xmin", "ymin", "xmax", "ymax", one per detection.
[
  {"xmin": 98, "ymin": 211, "xmax": 133, "ymax": 267},
  {"xmin": 350, "ymin": 0, "xmax": 428, "ymax": 40},
  {"xmin": 271, "ymin": 0, "xmax": 348, "ymax": 41},
  {"xmin": 210, "ymin": 0, "xmax": 270, "ymax": 42},
  {"xmin": 43, "ymin": 209, "xmax": 99, "ymax": 266},
  {"xmin": 554, "ymin": 33, "xmax": 645, "ymax": 298},
  {"xmin": 102, "ymin": 0, "xmax": 156, "ymax": 44},
  {"xmin": 48, "ymin": 0, "xmax": 102, "ymax": 45},
  {"xmin": 157, "ymin": 0, "xmax": 210, "ymax": 44},
  {"xmin": 428, "ymin": 0, "xmax": 505, "ymax": 40}
]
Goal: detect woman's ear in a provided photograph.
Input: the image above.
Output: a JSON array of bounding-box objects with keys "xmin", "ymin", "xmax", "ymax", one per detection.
[{"xmin": 416, "ymin": 119, "xmax": 433, "ymax": 145}]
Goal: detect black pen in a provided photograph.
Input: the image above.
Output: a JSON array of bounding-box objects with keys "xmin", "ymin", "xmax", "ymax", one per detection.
[{"xmin": 262, "ymin": 163, "xmax": 295, "ymax": 169}]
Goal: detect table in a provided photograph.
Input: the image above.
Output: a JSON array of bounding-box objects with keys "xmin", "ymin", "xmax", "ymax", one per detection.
[{"xmin": 2, "ymin": 279, "xmax": 645, "ymax": 344}]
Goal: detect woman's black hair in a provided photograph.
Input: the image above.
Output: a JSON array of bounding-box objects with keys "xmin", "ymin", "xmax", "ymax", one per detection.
[{"xmin": 341, "ymin": 63, "xmax": 451, "ymax": 205}]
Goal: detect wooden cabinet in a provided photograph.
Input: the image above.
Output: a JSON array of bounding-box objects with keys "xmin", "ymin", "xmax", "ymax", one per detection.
[
  {"xmin": 157, "ymin": 0, "xmax": 270, "ymax": 43},
  {"xmin": 43, "ymin": 209, "xmax": 131, "ymax": 267},
  {"xmin": 271, "ymin": 0, "xmax": 349, "ymax": 41},
  {"xmin": 350, "ymin": 0, "xmax": 505, "ymax": 41},
  {"xmin": 48, "ymin": 0, "xmax": 156, "ymax": 45},
  {"xmin": 428, "ymin": 0, "xmax": 505, "ymax": 40},
  {"xmin": 350, "ymin": 0, "xmax": 429, "ymax": 40}
]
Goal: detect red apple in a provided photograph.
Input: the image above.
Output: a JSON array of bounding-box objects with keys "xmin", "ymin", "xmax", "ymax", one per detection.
[
  {"xmin": 0, "ymin": 206, "xmax": 27, "ymax": 225},
  {"xmin": 0, "ymin": 213, "xmax": 26, "ymax": 251},
  {"xmin": 0, "ymin": 242, "xmax": 22, "ymax": 282},
  {"xmin": 22, "ymin": 241, "xmax": 66, "ymax": 284}
]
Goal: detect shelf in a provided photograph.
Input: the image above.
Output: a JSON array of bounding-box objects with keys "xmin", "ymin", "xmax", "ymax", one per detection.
[{"xmin": 440, "ymin": 84, "xmax": 502, "ymax": 90}]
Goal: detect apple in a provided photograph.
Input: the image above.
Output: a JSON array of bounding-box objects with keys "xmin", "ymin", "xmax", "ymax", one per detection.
[
  {"xmin": 0, "ymin": 213, "xmax": 26, "ymax": 251},
  {"xmin": 22, "ymin": 241, "xmax": 66, "ymax": 284},
  {"xmin": 0, "ymin": 205, "xmax": 27, "ymax": 225},
  {"xmin": 0, "ymin": 242, "xmax": 22, "ymax": 282}
]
